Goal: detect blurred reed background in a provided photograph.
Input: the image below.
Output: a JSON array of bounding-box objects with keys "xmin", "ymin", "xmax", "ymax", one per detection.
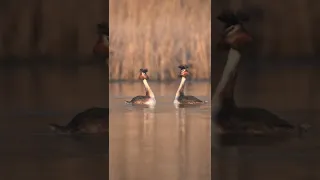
[
  {"xmin": 109, "ymin": 0, "xmax": 211, "ymax": 81},
  {"xmin": 212, "ymin": 0, "xmax": 320, "ymax": 58},
  {"xmin": 0, "ymin": 0, "xmax": 108, "ymax": 60}
]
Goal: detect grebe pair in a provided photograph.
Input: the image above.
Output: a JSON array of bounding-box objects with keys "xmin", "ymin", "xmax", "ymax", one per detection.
[
  {"xmin": 214, "ymin": 10, "xmax": 309, "ymax": 134},
  {"xmin": 125, "ymin": 67, "xmax": 206, "ymax": 106},
  {"xmin": 48, "ymin": 17, "xmax": 309, "ymax": 135}
]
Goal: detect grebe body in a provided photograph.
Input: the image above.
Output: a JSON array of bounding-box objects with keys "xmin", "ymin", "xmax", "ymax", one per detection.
[{"xmin": 49, "ymin": 107, "xmax": 108, "ymax": 134}]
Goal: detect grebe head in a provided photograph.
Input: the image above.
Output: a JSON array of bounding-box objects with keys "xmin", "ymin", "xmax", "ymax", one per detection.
[
  {"xmin": 93, "ymin": 22, "xmax": 109, "ymax": 58},
  {"xmin": 178, "ymin": 65, "xmax": 190, "ymax": 78},
  {"xmin": 139, "ymin": 68, "xmax": 149, "ymax": 80},
  {"xmin": 217, "ymin": 10, "xmax": 252, "ymax": 51},
  {"xmin": 96, "ymin": 22, "xmax": 109, "ymax": 44}
]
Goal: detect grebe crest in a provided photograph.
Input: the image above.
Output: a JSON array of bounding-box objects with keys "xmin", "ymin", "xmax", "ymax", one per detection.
[
  {"xmin": 125, "ymin": 68, "xmax": 156, "ymax": 106},
  {"xmin": 174, "ymin": 65, "xmax": 207, "ymax": 105},
  {"xmin": 217, "ymin": 10, "xmax": 250, "ymax": 28},
  {"xmin": 138, "ymin": 68, "xmax": 149, "ymax": 80},
  {"xmin": 178, "ymin": 65, "xmax": 190, "ymax": 78}
]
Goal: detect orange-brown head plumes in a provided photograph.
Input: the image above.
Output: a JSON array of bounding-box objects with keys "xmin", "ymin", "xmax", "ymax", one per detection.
[
  {"xmin": 178, "ymin": 65, "xmax": 190, "ymax": 78},
  {"xmin": 93, "ymin": 22, "xmax": 109, "ymax": 59},
  {"xmin": 216, "ymin": 10, "xmax": 253, "ymax": 51},
  {"xmin": 139, "ymin": 68, "xmax": 149, "ymax": 80}
]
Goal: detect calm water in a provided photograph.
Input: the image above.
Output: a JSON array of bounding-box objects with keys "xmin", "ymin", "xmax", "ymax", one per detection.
[
  {"xmin": 0, "ymin": 64, "xmax": 211, "ymax": 180},
  {"xmin": 109, "ymin": 81, "xmax": 211, "ymax": 180},
  {"xmin": 2, "ymin": 62, "xmax": 320, "ymax": 180},
  {"xmin": 0, "ymin": 64, "xmax": 109, "ymax": 180},
  {"xmin": 213, "ymin": 109, "xmax": 320, "ymax": 180}
]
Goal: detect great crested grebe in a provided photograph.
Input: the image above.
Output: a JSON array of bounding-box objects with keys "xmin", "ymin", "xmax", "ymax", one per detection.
[
  {"xmin": 93, "ymin": 22, "xmax": 109, "ymax": 59},
  {"xmin": 174, "ymin": 65, "xmax": 207, "ymax": 105},
  {"xmin": 125, "ymin": 68, "xmax": 156, "ymax": 106},
  {"xmin": 213, "ymin": 11, "xmax": 309, "ymax": 134},
  {"xmin": 49, "ymin": 107, "xmax": 108, "ymax": 134}
]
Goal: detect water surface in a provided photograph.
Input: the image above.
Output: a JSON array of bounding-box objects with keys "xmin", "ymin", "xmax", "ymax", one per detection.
[
  {"xmin": 0, "ymin": 64, "xmax": 108, "ymax": 180},
  {"xmin": 109, "ymin": 81, "xmax": 211, "ymax": 180}
]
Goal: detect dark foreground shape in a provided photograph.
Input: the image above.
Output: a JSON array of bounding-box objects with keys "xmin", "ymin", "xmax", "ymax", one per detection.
[
  {"xmin": 213, "ymin": 10, "xmax": 310, "ymax": 139},
  {"xmin": 49, "ymin": 107, "xmax": 109, "ymax": 134}
]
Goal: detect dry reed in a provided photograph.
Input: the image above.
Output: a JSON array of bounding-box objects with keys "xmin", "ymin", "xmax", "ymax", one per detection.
[
  {"xmin": 0, "ymin": 0, "xmax": 108, "ymax": 58},
  {"xmin": 109, "ymin": 0, "xmax": 211, "ymax": 81}
]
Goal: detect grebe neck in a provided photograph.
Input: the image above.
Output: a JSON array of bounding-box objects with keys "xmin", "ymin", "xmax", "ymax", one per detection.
[
  {"xmin": 97, "ymin": 34, "xmax": 108, "ymax": 45},
  {"xmin": 175, "ymin": 77, "xmax": 186, "ymax": 99},
  {"xmin": 212, "ymin": 48, "xmax": 241, "ymax": 107},
  {"xmin": 143, "ymin": 79, "xmax": 155, "ymax": 98},
  {"xmin": 102, "ymin": 35, "xmax": 108, "ymax": 46}
]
